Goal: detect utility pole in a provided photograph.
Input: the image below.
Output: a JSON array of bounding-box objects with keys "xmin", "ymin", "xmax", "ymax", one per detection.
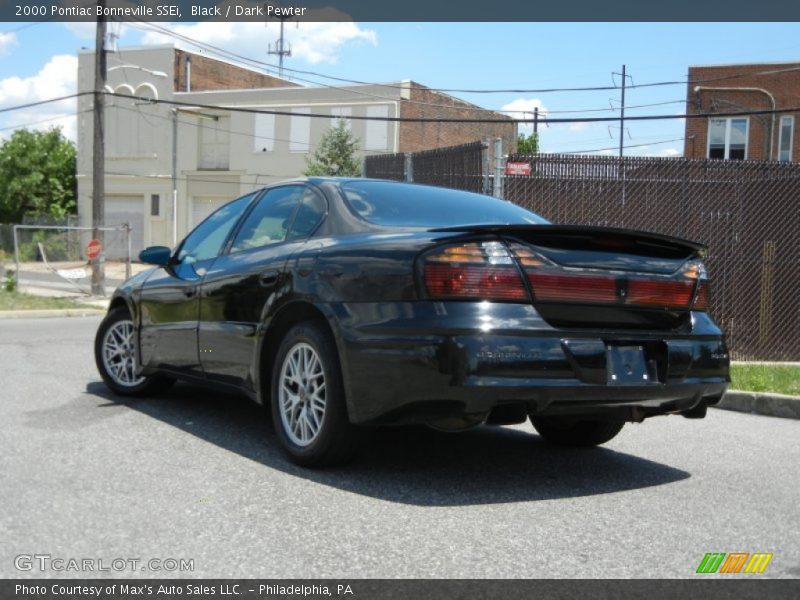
[
  {"xmin": 91, "ymin": 2, "xmax": 106, "ymax": 295},
  {"xmin": 533, "ymin": 106, "xmax": 539, "ymax": 135},
  {"xmin": 618, "ymin": 64, "xmax": 626, "ymax": 158},
  {"xmin": 268, "ymin": 17, "xmax": 292, "ymax": 78},
  {"xmin": 171, "ymin": 108, "xmax": 178, "ymax": 247}
]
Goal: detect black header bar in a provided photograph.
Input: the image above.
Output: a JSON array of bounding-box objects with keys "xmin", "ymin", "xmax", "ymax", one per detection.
[{"xmin": 3, "ymin": 0, "xmax": 800, "ymax": 22}]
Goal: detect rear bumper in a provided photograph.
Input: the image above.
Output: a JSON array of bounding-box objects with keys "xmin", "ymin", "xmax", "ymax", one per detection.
[{"xmin": 327, "ymin": 301, "xmax": 730, "ymax": 425}]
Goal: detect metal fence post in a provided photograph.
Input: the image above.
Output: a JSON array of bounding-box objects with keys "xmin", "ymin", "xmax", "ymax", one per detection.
[
  {"xmin": 492, "ymin": 137, "xmax": 504, "ymax": 198},
  {"xmin": 12, "ymin": 225, "xmax": 20, "ymax": 288},
  {"xmin": 125, "ymin": 223, "xmax": 132, "ymax": 280},
  {"xmin": 482, "ymin": 138, "xmax": 490, "ymax": 195},
  {"xmin": 404, "ymin": 153, "xmax": 414, "ymax": 183}
]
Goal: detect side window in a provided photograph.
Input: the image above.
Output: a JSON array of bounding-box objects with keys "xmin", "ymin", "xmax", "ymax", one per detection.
[
  {"xmin": 229, "ymin": 186, "xmax": 304, "ymax": 253},
  {"xmin": 287, "ymin": 189, "xmax": 327, "ymax": 240},
  {"xmin": 178, "ymin": 194, "xmax": 253, "ymax": 264}
]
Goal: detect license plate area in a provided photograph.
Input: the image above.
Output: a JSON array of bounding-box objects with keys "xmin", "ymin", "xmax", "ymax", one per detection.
[{"xmin": 606, "ymin": 344, "xmax": 661, "ymax": 385}]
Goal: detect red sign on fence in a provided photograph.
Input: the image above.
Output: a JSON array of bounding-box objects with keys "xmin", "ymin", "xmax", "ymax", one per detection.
[
  {"xmin": 505, "ymin": 161, "xmax": 532, "ymax": 176},
  {"xmin": 86, "ymin": 239, "xmax": 102, "ymax": 260}
]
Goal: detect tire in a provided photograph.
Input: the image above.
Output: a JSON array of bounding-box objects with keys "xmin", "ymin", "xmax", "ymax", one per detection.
[
  {"xmin": 94, "ymin": 307, "xmax": 175, "ymax": 397},
  {"xmin": 530, "ymin": 415, "xmax": 625, "ymax": 447},
  {"xmin": 270, "ymin": 321, "xmax": 360, "ymax": 467}
]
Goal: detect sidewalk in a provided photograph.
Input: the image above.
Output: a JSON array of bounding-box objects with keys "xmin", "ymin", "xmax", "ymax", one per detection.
[
  {"xmin": 0, "ymin": 307, "xmax": 106, "ymax": 319},
  {"xmin": 716, "ymin": 390, "xmax": 800, "ymax": 420}
]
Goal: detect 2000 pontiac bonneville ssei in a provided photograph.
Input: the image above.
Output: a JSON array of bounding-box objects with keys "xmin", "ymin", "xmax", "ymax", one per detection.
[{"xmin": 95, "ymin": 178, "xmax": 729, "ymax": 466}]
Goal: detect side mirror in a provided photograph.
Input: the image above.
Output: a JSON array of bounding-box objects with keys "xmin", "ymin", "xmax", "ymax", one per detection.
[{"xmin": 139, "ymin": 246, "xmax": 172, "ymax": 266}]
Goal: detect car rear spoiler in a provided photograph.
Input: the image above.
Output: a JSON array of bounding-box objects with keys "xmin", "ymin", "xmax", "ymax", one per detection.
[{"xmin": 430, "ymin": 224, "xmax": 707, "ymax": 258}]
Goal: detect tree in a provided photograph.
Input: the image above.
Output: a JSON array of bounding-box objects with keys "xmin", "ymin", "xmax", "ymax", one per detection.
[
  {"xmin": 516, "ymin": 132, "xmax": 539, "ymax": 155},
  {"xmin": 304, "ymin": 119, "xmax": 361, "ymax": 177},
  {"xmin": 0, "ymin": 128, "xmax": 77, "ymax": 223}
]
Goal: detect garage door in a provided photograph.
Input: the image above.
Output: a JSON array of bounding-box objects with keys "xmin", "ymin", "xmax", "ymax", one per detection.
[
  {"xmin": 104, "ymin": 195, "xmax": 145, "ymax": 259},
  {"xmin": 192, "ymin": 197, "xmax": 229, "ymax": 227}
]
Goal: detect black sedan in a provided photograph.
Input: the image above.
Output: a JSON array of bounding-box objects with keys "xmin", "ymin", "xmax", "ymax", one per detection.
[{"xmin": 95, "ymin": 178, "xmax": 729, "ymax": 466}]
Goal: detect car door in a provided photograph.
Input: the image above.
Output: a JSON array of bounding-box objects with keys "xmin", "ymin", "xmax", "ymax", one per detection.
[
  {"xmin": 198, "ymin": 184, "xmax": 328, "ymax": 389},
  {"xmin": 138, "ymin": 194, "xmax": 256, "ymax": 376}
]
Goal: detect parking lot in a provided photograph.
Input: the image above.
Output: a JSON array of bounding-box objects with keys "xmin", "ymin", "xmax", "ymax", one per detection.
[{"xmin": 1, "ymin": 316, "xmax": 798, "ymax": 579}]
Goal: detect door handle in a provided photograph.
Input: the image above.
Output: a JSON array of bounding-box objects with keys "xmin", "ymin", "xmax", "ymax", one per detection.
[{"xmin": 259, "ymin": 270, "xmax": 279, "ymax": 287}]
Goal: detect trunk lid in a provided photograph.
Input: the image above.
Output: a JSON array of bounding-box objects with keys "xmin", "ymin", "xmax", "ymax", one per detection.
[
  {"xmin": 431, "ymin": 225, "xmax": 706, "ymax": 331},
  {"xmin": 433, "ymin": 224, "xmax": 704, "ymax": 274}
]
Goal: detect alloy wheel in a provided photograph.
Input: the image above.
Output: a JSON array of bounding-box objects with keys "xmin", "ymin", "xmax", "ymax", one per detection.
[
  {"xmin": 278, "ymin": 342, "xmax": 327, "ymax": 447},
  {"xmin": 101, "ymin": 319, "xmax": 145, "ymax": 387}
]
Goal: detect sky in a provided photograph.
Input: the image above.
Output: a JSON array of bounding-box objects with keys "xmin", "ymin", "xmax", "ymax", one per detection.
[{"xmin": 1, "ymin": 21, "xmax": 800, "ymax": 157}]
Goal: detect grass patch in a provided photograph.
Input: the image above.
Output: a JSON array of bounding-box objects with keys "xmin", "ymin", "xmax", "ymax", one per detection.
[
  {"xmin": 731, "ymin": 364, "xmax": 800, "ymax": 396},
  {"xmin": 0, "ymin": 290, "xmax": 97, "ymax": 311}
]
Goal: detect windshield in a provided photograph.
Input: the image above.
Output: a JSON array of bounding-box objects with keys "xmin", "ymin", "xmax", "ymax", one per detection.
[{"xmin": 342, "ymin": 181, "xmax": 548, "ymax": 228}]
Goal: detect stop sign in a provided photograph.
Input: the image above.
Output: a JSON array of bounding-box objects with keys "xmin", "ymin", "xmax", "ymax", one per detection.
[{"xmin": 86, "ymin": 239, "xmax": 102, "ymax": 260}]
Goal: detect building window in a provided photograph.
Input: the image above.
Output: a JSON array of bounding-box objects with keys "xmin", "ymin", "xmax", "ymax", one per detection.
[
  {"xmin": 331, "ymin": 106, "xmax": 352, "ymax": 130},
  {"xmin": 150, "ymin": 194, "xmax": 160, "ymax": 217},
  {"xmin": 365, "ymin": 105, "xmax": 389, "ymax": 151},
  {"xmin": 290, "ymin": 107, "xmax": 311, "ymax": 153},
  {"xmin": 254, "ymin": 113, "xmax": 275, "ymax": 153},
  {"xmin": 778, "ymin": 116, "xmax": 794, "ymax": 162},
  {"xmin": 198, "ymin": 116, "xmax": 230, "ymax": 170},
  {"xmin": 708, "ymin": 117, "xmax": 748, "ymax": 160}
]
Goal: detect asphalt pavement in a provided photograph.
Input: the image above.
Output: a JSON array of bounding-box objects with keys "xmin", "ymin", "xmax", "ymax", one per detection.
[{"xmin": 1, "ymin": 317, "xmax": 798, "ymax": 579}]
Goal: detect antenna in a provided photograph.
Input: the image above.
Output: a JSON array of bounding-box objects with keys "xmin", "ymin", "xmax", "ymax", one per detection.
[{"xmin": 267, "ymin": 15, "xmax": 292, "ymax": 79}]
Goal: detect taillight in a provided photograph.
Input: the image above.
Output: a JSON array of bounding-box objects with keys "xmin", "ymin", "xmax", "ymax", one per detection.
[
  {"xmin": 510, "ymin": 243, "xmax": 711, "ymax": 311},
  {"xmin": 423, "ymin": 242, "xmax": 528, "ymax": 301},
  {"xmin": 529, "ymin": 273, "xmax": 617, "ymax": 303},
  {"xmin": 627, "ymin": 279, "xmax": 695, "ymax": 309},
  {"xmin": 683, "ymin": 259, "xmax": 711, "ymax": 311}
]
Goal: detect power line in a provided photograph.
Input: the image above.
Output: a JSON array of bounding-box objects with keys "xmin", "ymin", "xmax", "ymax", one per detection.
[
  {"xmin": 103, "ymin": 170, "xmax": 302, "ymax": 185},
  {"xmin": 127, "ymin": 18, "xmax": 800, "ymax": 129},
  {"xmin": 124, "ymin": 20, "xmax": 800, "ymax": 95},
  {"xmin": 0, "ymin": 92, "xmax": 90, "ymax": 114},
  {"xmin": 111, "ymin": 103, "xmax": 391, "ymax": 153},
  {"xmin": 559, "ymin": 137, "xmax": 685, "ymax": 155},
  {"xmin": 0, "ymin": 109, "xmax": 92, "ymax": 132},
  {"xmin": 104, "ymin": 92, "xmax": 800, "ymax": 125},
  {"xmin": 2, "ymin": 91, "xmax": 798, "ymax": 125}
]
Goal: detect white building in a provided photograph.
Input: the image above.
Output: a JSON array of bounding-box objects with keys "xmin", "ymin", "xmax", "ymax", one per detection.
[{"xmin": 76, "ymin": 45, "xmax": 515, "ymax": 253}]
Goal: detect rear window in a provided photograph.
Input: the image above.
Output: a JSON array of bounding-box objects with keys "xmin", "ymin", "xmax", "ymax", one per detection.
[{"xmin": 341, "ymin": 181, "xmax": 548, "ymax": 228}]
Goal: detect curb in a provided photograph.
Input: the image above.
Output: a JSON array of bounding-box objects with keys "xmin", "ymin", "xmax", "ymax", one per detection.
[
  {"xmin": 715, "ymin": 390, "xmax": 800, "ymax": 420},
  {"xmin": 0, "ymin": 309, "xmax": 106, "ymax": 319}
]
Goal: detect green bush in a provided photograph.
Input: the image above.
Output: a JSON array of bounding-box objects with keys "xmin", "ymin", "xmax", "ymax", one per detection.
[
  {"xmin": 3, "ymin": 270, "xmax": 16, "ymax": 292},
  {"xmin": 17, "ymin": 231, "xmax": 78, "ymax": 262}
]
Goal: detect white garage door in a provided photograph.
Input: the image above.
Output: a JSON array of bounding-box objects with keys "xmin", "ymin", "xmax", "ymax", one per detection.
[
  {"xmin": 192, "ymin": 197, "xmax": 229, "ymax": 227},
  {"xmin": 104, "ymin": 195, "xmax": 145, "ymax": 259}
]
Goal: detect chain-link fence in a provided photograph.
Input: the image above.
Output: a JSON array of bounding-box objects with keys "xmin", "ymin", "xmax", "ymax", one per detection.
[
  {"xmin": 504, "ymin": 154, "xmax": 800, "ymax": 361},
  {"xmin": 364, "ymin": 141, "xmax": 486, "ymax": 192},
  {"xmin": 363, "ymin": 152, "xmax": 406, "ymax": 181},
  {"xmin": 368, "ymin": 145, "xmax": 799, "ymax": 361},
  {"xmin": 10, "ymin": 224, "xmax": 132, "ymax": 296}
]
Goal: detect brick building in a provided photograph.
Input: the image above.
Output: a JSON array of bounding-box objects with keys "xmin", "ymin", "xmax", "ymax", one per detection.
[
  {"xmin": 77, "ymin": 45, "xmax": 514, "ymax": 253},
  {"xmin": 684, "ymin": 61, "xmax": 799, "ymax": 162},
  {"xmin": 398, "ymin": 82, "xmax": 516, "ymax": 152}
]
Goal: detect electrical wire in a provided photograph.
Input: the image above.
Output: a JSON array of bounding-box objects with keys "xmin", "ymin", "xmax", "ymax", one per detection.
[
  {"xmin": 111, "ymin": 103, "xmax": 392, "ymax": 153},
  {"xmin": 126, "ymin": 20, "xmax": 800, "ymax": 95},
  {"xmin": 1, "ymin": 91, "xmax": 798, "ymax": 126},
  {"xmin": 0, "ymin": 110, "xmax": 92, "ymax": 132},
  {"xmin": 0, "ymin": 92, "xmax": 91, "ymax": 114},
  {"xmin": 104, "ymin": 92, "xmax": 800, "ymax": 125},
  {"xmin": 558, "ymin": 137, "xmax": 685, "ymax": 154}
]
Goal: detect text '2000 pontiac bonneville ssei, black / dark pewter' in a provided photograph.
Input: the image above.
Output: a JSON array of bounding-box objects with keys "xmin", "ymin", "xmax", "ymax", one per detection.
[{"xmin": 95, "ymin": 178, "xmax": 729, "ymax": 467}]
